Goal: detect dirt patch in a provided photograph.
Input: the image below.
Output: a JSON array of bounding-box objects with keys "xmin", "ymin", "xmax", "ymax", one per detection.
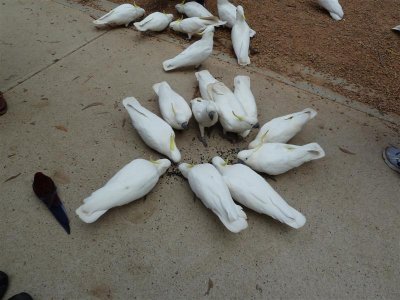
[{"xmin": 83, "ymin": 0, "xmax": 400, "ymax": 115}]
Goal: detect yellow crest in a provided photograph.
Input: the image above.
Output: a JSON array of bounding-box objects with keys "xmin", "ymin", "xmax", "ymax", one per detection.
[
  {"xmin": 150, "ymin": 157, "xmax": 160, "ymax": 164},
  {"xmin": 261, "ymin": 130, "xmax": 269, "ymax": 143},
  {"xmin": 232, "ymin": 111, "xmax": 244, "ymax": 121},
  {"xmin": 170, "ymin": 134, "xmax": 176, "ymax": 151}
]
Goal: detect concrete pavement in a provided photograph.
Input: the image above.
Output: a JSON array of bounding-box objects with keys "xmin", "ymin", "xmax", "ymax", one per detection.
[{"xmin": 1, "ymin": 0, "xmax": 399, "ymax": 299}]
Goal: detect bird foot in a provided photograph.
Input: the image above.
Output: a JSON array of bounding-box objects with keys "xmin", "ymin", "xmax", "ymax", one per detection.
[{"xmin": 197, "ymin": 135, "xmax": 208, "ymax": 147}]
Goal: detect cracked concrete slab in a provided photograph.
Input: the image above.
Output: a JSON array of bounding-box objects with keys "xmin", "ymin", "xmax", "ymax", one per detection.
[{"xmin": 0, "ymin": 1, "xmax": 399, "ymax": 299}]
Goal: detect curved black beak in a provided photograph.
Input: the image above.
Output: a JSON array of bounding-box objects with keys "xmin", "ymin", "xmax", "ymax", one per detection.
[
  {"xmin": 208, "ymin": 111, "xmax": 215, "ymax": 120},
  {"xmin": 181, "ymin": 122, "xmax": 189, "ymax": 130},
  {"xmin": 253, "ymin": 122, "xmax": 260, "ymax": 129},
  {"xmin": 237, "ymin": 159, "xmax": 245, "ymax": 164}
]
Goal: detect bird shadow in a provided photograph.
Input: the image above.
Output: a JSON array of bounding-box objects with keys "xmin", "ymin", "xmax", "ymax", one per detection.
[
  {"xmin": 163, "ymin": 64, "xmax": 205, "ymax": 73},
  {"xmin": 244, "ymin": 208, "xmax": 294, "ymax": 233},
  {"xmin": 309, "ymin": 1, "xmax": 330, "ymax": 17},
  {"xmin": 214, "ymin": 123, "xmax": 244, "ymax": 144}
]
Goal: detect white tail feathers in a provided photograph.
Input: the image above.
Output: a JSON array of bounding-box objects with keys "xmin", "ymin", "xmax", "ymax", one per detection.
[
  {"xmin": 234, "ymin": 75, "xmax": 250, "ymax": 86},
  {"xmin": 122, "ymin": 97, "xmax": 140, "ymax": 108},
  {"xmin": 304, "ymin": 143, "xmax": 325, "ymax": 160},
  {"xmin": 195, "ymin": 70, "xmax": 214, "ymax": 82},
  {"xmin": 152, "ymin": 81, "xmax": 167, "ymax": 94},
  {"xmin": 75, "ymin": 205, "xmax": 108, "ymax": 223},
  {"xmin": 220, "ymin": 214, "xmax": 248, "ymax": 233},
  {"xmin": 330, "ymin": 12, "xmax": 342, "ymax": 21},
  {"xmin": 238, "ymin": 56, "xmax": 250, "ymax": 66},
  {"xmin": 163, "ymin": 60, "xmax": 175, "ymax": 71},
  {"xmin": 93, "ymin": 19, "xmax": 108, "ymax": 27},
  {"xmin": 239, "ymin": 130, "xmax": 251, "ymax": 138},
  {"xmin": 93, "ymin": 10, "xmax": 114, "ymax": 26},
  {"xmin": 133, "ymin": 22, "xmax": 145, "ymax": 31},
  {"xmin": 200, "ymin": 16, "xmax": 227, "ymax": 27},
  {"xmin": 217, "ymin": 204, "xmax": 248, "ymax": 233},
  {"xmin": 281, "ymin": 209, "xmax": 306, "ymax": 229}
]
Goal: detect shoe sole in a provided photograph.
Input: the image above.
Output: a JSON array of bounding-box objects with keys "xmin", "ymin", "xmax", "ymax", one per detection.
[
  {"xmin": 0, "ymin": 103, "xmax": 6, "ymax": 115},
  {"xmin": 382, "ymin": 148, "xmax": 400, "ymax": 174}
]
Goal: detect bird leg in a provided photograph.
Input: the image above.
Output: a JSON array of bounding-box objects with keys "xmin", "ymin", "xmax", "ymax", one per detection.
[
  {"xmin": 199, "ymin": 125, "xmax": 205, "ymax": 138},
  {"xmin": 198, "ymin": 125, "xmax": 208, "ymax": 147}
]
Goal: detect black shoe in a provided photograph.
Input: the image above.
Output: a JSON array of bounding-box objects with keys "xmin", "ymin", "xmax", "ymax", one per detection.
[
  {"xmin": 8, "ymin": 292, "xmax": 33, "ymax": 300},
  {"xmin": 0, "ymin": 92, "xmax": 7, "ymax": 116},
  {"xmin": 0, "ymin": 271, "xmax": 8, "ymax": 299}
]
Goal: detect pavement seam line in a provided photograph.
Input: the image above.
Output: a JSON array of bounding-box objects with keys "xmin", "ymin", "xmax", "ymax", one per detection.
[{"xmin": 4, "ymin": 31, "xmax": 109, "ymax": 93}]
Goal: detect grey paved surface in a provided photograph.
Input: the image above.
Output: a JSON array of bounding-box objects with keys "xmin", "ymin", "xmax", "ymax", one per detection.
[{"xmin": 1, "ymin": 0, "xmax": 399, "ymax": 299}]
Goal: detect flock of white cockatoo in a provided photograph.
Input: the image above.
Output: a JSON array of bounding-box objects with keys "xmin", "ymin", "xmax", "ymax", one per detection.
[{"xmin": 76, "ymin": 0, "xmax": 394, "ymax": 233}]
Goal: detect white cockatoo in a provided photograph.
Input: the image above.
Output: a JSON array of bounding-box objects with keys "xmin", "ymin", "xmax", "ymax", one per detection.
[
  {"xmin": 122, "ymin": 97, "xmax": 181, "ymax": 163},
  {"xmin": 76, "ymin": 158, "xmax": 171, "ymax": 223},
  {"xmin": 248, "ymin": 108, "xmax": 317, "ymax": 148},
  {"xmin": 163, "ymin": 26, "xmax": 214, "ymax": 71},
  {"xmin": 231, "ymin": 6, "xmax": 253, "ymax": 66},
  {"xmin": 190, "ymin": 97, "xmax": 218, "ymax": 140},
  {"xmin": 175, "ymin": 1, "xmax": 213, "ymax": 18},
  {"xmin": 238, "ymin": 143, "xmax": 325, "ymax": 175},
  {"xmin": 153, "ymin": 81, "xmax": 192, "ymax": 130},
  {"xmin": 217, "ymin": 0, "xmax": 256, "ymax": 36},
  {"xmin": 93, "ymin": 4, "xmax": 145, "ymax": 27},
  {"xmin": 233, "ymin": 75, "xmax": 259, "ymax": 138},
  {"xmin": 169, "ymin": 16, "xmax": 226, "ymax": 39},
  {"xmin": 134, "ymin": 12, "xmax": 173, "ymax": 32}
]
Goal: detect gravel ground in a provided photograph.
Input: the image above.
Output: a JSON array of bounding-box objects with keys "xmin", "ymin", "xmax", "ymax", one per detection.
[{"xmin": 84, "ymin": 0, "xmax": 400, "ymax": 115}]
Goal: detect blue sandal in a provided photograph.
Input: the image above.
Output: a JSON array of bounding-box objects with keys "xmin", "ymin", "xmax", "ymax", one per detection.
[{"xmin": 383, "ymin": 146, "xmax": 400, "ymax": 173}]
